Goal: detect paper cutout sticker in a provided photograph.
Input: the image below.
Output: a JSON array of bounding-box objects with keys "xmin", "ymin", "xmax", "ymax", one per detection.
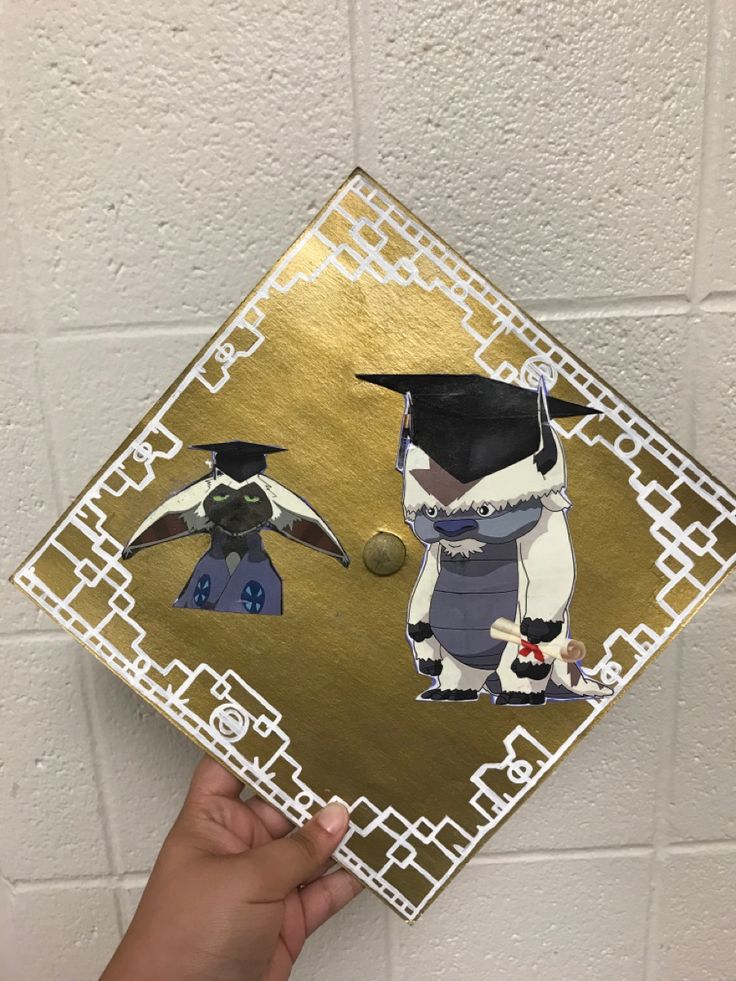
[
  {"xmin": 123, "ymin": 441, "xmax": 349, "ymax": 614},
  {"xmin": 357, "ymin": 373, "xmax": 613, "ymax": 705}
]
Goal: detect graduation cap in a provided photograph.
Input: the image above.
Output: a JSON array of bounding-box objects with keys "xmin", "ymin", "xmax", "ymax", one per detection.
[
  {"xmin": 356, "ymin": 373, "xmax": 600, "ymax": 482},
  {"xmin": 190, "ymin": 441, "xmax": 286, "ymax": 482}
]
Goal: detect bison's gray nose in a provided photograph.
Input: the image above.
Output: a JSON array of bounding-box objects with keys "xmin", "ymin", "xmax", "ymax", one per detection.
[{"xmin": 434, "ymin": 518, "xmax": 478, "ymax": 537}]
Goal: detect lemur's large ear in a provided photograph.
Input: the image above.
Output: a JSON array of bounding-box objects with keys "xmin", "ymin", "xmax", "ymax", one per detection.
[
  {"xmin": 122, "ymin": 478, "xmax": 210, "ymax": 558},
  {"xmin": 259, "ymin": 476, "xmax": 350, "ymax": 566},
  {"xmin": 533, "ymin": 377, "xmax": 558, "ymax": 476}
]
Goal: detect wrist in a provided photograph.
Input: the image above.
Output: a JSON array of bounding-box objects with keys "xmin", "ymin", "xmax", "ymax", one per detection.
[{"xmin": 520, "ymin": 616, "xmax": 563, "ymax": 644}]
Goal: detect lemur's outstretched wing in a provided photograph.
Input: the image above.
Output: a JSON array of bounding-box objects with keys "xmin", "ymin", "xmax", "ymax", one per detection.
[
  {"xmin": 259, "ymin": 476, "xmax": 349, "ymax": 566},
  {"xmin": 122, "ymin": 476, "xmax": 211, "ymax": 558}
]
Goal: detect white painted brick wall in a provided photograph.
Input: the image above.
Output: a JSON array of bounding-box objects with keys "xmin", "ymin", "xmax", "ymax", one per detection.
[{"xmin": 1, "ymin": 1, "xmax": 734, "ymax": 978}]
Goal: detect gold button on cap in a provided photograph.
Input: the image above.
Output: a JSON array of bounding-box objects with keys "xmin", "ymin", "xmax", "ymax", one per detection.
[{"xmin": 363, "ymin": 531, "xmax": 406, "ymax": 576}]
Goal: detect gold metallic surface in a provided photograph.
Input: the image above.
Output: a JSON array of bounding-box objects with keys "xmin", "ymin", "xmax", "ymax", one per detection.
[
  {"xmin": 363, "ymin": 531, "xmax": 407, "ymax": 576},
  {"xmin": 11, "ymin": 169, "xmax": 735, "ymax": 919}
]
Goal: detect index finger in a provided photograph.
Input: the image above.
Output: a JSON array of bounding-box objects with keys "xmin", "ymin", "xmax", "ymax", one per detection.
[
  {"xmin": 188, "ymin": 755, "xmax": 245, "ymax": 801},
  {"xmin": 244, "ymin": 795, "xmax": 295, "ymax": 839}
]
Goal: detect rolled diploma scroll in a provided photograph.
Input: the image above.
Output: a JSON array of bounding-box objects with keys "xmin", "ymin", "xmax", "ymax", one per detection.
[{"xmin": 490, "ymin": 617, "xmax": 586, "ymax": 664}]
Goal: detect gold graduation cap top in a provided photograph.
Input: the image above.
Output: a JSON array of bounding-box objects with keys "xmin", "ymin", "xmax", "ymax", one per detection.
[{"xmin": 12, "ymin": 170, "xmax": 736, "ymax": 921}]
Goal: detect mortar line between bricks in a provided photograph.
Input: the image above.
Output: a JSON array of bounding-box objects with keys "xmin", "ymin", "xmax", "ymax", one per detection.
[
  {"xmin": 31, "ymin": 267, "xmax": 129, "ymax": 942},
  {"xmin": 384, "ymin": 905, "xmax": 399, "ymax": 981},
  {"xmin": 523, "ymin": 293, "xmax": 691, "ymax": 321},
  {"xmin": 9, "ymin": 837, "xmax": 702, "ymax": 891},
  {"xmin": 644, "ymin": 0, "xmax": 728, "ymax": 963},
  {"xmin": 9, "ymin": 872, "xmax": 150, "ymax": 895},
  {"xmin": 46, "ymin": 291, "xmax": 736, "ymax": 340},
  {"xmin": 0, "ymin": 871, "xmax": 17, "ymax": 979},
  {"xmin": 346, "ymin": 0, "xmax": 378, "ymax": 172},
  {"xmin": 0, "ymin": 54, "xmax": 88, "ymax": 965},
  {"xmin": 0, "ymin": 628, "xmax": 64, "ymax": 644},
  {"xmin": 0, "ymin": 76, "xmax": 64, "ymax": 513},
  {"xmin": 55, "ymin": 319, "xmax": 216, "ymax": 337},
  {"xmin": 642, "ymin": 637, "xmax": 685, "ymax": 981},
  {"xmin": 666, "ymin": 839, "xmax": 736, "ymax": 855},
  {"xmin": 78, "ymin": 660, "xmax": 127, "ymax": 938},
  {"xmin": 346, "ymin": 0, "xmax": 362, "ymax": 164},
  {"xmin": 699, "ymin": 288, "xmax": 736, "ymax": 311},
  {"xmin": 686, "ymin": 298, "xmax": 700, "ymax": 456},
  {"xmin": 0, "ymin": 64, "xmax": 39, "ymax": 342},
  {"xmin": 689, "ymin": 0, "xmax": 730, "ymax": 306},
  {"xmin": 470, "ymin": 843, "xmax": 652, "ymax": 865}
]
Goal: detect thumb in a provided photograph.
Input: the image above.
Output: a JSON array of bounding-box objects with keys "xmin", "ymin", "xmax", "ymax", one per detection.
[{"xmin": 240, "ymin": 802, "xmax": 350, "ymax": 901}]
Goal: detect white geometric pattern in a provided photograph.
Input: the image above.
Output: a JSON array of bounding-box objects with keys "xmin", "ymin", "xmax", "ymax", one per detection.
[{"xmin": 13, "ymin": 172, "xmax": 736, "ymax": 920}]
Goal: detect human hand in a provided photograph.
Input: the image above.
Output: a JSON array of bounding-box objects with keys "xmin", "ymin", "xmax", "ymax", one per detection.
[{"xmin": 101, "ymin": 756, "xmax": 361, "ymax": 981}]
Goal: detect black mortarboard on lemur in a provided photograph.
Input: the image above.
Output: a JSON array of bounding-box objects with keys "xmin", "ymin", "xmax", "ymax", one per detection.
[
  {"xmin": 356, "ymin": 373, "xmax": 600, "ymax": 482},
  {"xmin": 190, "ymin": 441, "xmax": 286, "ymax": 482}
]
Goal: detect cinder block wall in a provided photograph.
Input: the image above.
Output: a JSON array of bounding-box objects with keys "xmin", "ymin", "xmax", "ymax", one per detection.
[{"xmin": 1, "ymin": 2, "xmax": 734, "ymax": 979}]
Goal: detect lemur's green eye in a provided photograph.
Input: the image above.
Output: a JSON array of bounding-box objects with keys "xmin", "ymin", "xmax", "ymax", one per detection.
[
  {"xmin": 212, "ymin": 494, "xmax": 229, "ymax": 502},
  {"xmin": 243, "ymin": 494, "xmax": 260, "ymax": 504}
]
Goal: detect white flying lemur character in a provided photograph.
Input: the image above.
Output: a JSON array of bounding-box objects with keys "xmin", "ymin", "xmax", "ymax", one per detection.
[{"xmin": 357, "ymin": 373, "xmax": 613, "ymax": 706}]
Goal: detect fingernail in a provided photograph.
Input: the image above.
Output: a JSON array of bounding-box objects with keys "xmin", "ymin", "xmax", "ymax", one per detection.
[{"xmin": 316, "ymin": 802, "xmax": 348, "ymax": 835}]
